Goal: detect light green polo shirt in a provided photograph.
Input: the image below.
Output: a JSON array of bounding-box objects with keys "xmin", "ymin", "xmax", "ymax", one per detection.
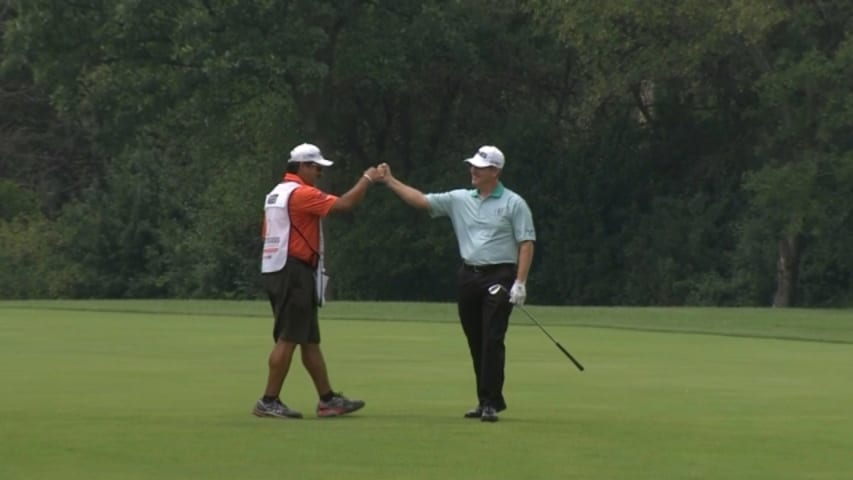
[{"xmin": 425, "ymin": 182, "xmax": 536, "ymax": 265}]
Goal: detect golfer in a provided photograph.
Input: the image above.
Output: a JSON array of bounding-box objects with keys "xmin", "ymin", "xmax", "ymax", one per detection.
[
  {"xmin": 376, "ymin": 146, "xmax": 536, "ymax": 422},
  {"xmin": 253, "ymin": 142, "xmax": 380, "ymax": 419}
]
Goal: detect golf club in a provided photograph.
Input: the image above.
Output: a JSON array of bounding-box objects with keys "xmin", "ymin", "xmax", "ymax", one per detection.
[{"xmin": 489, "ymin": 284, "xmax": 585, "ymax": 371}]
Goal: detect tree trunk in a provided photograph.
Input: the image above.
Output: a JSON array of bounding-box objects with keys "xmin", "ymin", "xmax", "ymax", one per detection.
[{"xmin": 772, "ymin": 235, "xmax": 799, "ymax": 307}]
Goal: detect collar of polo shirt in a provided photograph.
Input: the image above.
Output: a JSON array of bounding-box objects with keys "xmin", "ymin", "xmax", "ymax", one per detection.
[{"xmin": 470, "ymin": 182, "xmax": 506, "ymax": 199}]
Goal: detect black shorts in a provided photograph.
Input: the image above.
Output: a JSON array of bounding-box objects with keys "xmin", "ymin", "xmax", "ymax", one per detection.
[{"xmin": 262, "ymin": 258, "xmax": 320, "ymax": 343}]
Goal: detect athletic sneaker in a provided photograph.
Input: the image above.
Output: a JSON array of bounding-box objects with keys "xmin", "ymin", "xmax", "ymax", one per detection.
[
  {"xmin": 480, "ymin": 406, "xmax": 499, "ymax": 423},
  {"xmin": 252, "ymin": 398, "xmax": 303, "ymax": 419},
  {"xmin": 464, "ymin": 405, "xmax": 483, "ymax": 418},
  {"xmin": 316, "ymin": 392, "xmax": 365, "ymax": 417}
]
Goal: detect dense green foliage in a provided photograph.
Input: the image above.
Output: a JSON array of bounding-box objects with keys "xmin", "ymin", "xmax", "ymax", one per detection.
[{"xmin": 1, "ymin": 0, "xmax": 851, "ymax": 305}]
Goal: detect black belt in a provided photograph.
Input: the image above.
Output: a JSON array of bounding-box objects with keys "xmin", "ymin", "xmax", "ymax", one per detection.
[{"xmin": 462, "ymin": 263, "xmax": 514, "ymax": 273}]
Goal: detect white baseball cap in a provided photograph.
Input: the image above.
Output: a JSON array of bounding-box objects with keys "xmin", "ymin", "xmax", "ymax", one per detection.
[
  {"xmin": 288, "ymin": 143, "xmax": 334, "ymax": 167},
  {"xmin": 464, "ymin": 145, "xmax": 505, "ymax": 169}
]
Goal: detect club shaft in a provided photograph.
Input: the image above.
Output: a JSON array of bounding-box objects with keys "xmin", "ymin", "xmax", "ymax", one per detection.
[{"xmin": 517, "ymin": 304, "xmax": 585, "ymax": 371}]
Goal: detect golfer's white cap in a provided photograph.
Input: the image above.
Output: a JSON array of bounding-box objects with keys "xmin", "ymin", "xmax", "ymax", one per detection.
[
  {"xmin": 288, "ymin": 143, "xmax": 334, "ymax": 167},
  {"xmin": 464, "ymin": 145, "xmax": 505, "ymax": 169}
]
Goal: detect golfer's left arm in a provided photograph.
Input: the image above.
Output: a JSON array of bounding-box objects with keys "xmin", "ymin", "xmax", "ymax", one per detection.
[
  {"xmin": 509, "ymin": 196, "xmax": 536, "ymax": 305},
  {"xmin": 516, "ymin": 241, "xmax": 534, "ymax": 283},
  {"xmin": 512, "ymin": 196, "xmax": 536, "ymax": 284}
]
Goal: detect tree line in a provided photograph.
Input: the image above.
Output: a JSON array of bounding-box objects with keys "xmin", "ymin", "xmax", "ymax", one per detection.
[{"xmin": 1, "ymin": 0, "xmax": 851, "ymax": 306}]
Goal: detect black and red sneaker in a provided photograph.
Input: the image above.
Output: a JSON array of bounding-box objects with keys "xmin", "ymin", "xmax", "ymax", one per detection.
[{"xmin": 316, "ymin": 392, "xmax": 365, "ymax": 417}]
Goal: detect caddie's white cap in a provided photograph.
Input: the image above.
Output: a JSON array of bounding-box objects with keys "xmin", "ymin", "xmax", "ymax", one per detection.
[
  {"xmin": 464, "ymin": 145, "xmax": 505, "ymax": 169},
  {"xmin": 288, "ymin": 143, "xmax": 334, "ymax": 167}
]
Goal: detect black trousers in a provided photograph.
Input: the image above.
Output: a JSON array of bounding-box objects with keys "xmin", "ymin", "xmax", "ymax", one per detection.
[{"xmin": 456, "ymin": 263, "xmax": 516, "ymax": 411}]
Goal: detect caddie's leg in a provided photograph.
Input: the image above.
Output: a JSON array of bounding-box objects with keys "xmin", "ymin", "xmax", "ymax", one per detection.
[
  {"xmin": 301, "ymin": 343, "xmax": 332, "ymax": 395},
  {"xmin": 265, "ymin": 339, "xmax": 297, "ymax": 397}
]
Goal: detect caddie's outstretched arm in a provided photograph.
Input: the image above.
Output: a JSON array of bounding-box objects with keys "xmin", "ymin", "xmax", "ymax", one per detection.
[
  {"xmin": 376, "ymin": 163, "xmax": 430, "ymax": 210},
  {"xmin": 329, "ymin": 166, "xmax": 380, "ymax": 213}
]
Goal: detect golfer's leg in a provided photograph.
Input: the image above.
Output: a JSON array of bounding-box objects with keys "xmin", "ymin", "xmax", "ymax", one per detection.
[
  {"xmin": 457, "ymin": 268, "xmax": 484, "ymax": 402},
  {"xmin": 480, "ymin": 277, "xmax": 513, "ymax": 411},
  {"xmin": 264, "ymin": 339, "xmax": 297, "ymax": 397},
  {"xmin": 301, "ymin": 343, "xmax": 333, "ymax": 395}
]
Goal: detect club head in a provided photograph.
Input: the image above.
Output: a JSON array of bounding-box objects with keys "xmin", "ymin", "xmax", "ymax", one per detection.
[{"xmin": 488, "ymin": 284, "xmax": 504, "ymax": 295}]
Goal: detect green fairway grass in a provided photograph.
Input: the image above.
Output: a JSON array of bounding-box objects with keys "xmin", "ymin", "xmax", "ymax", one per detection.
[{"xmin": 1, "ymin": 301, "xmax": 852, "ymax": 479}]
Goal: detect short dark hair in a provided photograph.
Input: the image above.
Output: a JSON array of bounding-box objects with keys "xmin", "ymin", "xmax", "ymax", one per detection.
[{"xmin": 285, "ymin": 162, "xmax": 299, "ymax": 174}]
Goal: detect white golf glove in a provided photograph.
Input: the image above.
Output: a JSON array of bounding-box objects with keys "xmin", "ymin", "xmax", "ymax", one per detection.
[{"xmin": 509, "ymin": 280, "xmax": 527, "ymax": 305}]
